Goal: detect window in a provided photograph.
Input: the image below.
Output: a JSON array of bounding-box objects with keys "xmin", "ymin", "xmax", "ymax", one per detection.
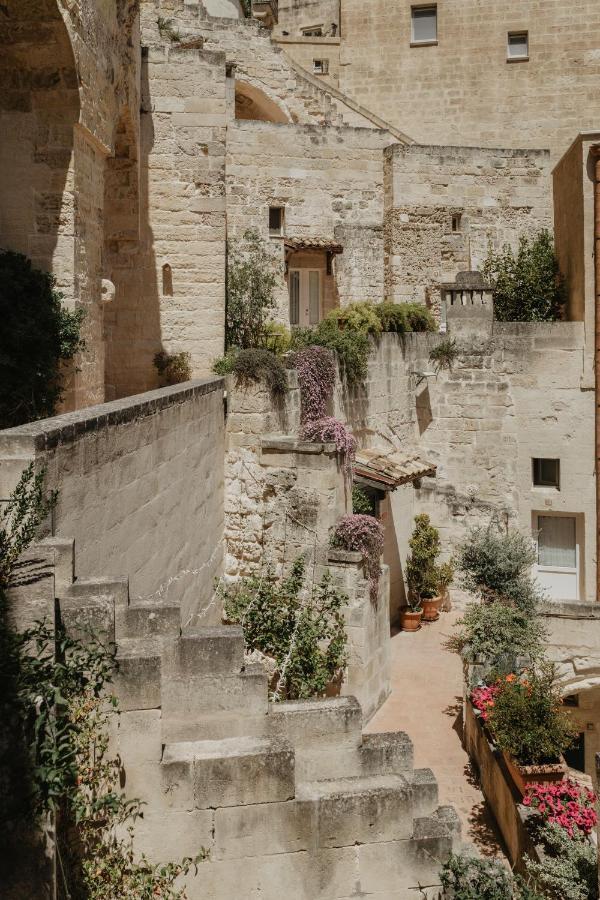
[
  {"xmin": 451, "ymin": 213, "xmax": 462, "ymax": 233},
  {"xmin": 507, "ymin": 31, "xmax": 528, "ymax": 61},
  {"xmin": 411, "ymin": 6, "xmax": 437, "ymax": 45},
  {"xmin": 269, "ymin": 206, "xmax": 284, "ymax": 236},
  {"xmin": 302, "ymin": 26, "xmax": 323, "ymax": 37},
  {"xmin": 534, "ymin": 513, "xmax": 580, "ymax": 602},
  {"xmin": 313, "ymin": 59, "xmax": 329, "ymax": 75},
  {"xmin": 532, "ymin": 458, "xmax": 560, "ymax": 489}
]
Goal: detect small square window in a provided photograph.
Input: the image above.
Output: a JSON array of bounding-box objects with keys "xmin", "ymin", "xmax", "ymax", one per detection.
[
  {"xmin": 302, "ymin": 26, "xmax": 323, "ymax": 37},
  {"xmin": 532, "ymin": 458, "xmax": 560, "ymax": 489},
  {"xmin": 563, "ymin": 694, "xmax": 579, "ymax": 708},
  {"xmin": 269, "ymin": 206, "xmax": 285, "ymax": 236},
  {"xmin": 313, "ymin": 59, "xmax": 329, "ymax": 75},
  {"xmin": 451, "ymin": 213, "xmax": 462, "ymax": 233},
  {"xmin": 411, "ymin": 6, "xmax": 437, "ymax": 44},
  {"xmin": 508, "ymin": 31, "xmax": 528, "ymax": 60}
]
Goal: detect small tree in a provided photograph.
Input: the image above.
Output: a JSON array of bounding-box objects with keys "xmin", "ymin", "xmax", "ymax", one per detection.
[
  {"xmin": 226, "ymin": 229, "xmax": 278, "ymax": 350},
  {"xmin": 0, "ymin": 250, "xmax": 84, "ymax": 428},
  {"xmin": 483, "ymin": 230, "xmax": 565, "ymax": 322},
  {"xmin": 405, "ymin": 514, "xmax": 440, "ymax": 607}
]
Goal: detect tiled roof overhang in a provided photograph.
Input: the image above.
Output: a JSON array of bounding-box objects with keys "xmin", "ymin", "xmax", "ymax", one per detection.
[
  {"xmin": 354, "ymin": 448, "xmax": 437, "ymax": 491},
  {"xmin": 284, "ymin": 238, "xmax": 344, "ymax": 253}
]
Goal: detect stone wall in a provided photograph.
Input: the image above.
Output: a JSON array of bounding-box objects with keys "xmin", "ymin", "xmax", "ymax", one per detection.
[
  {"xmin": 384, "ymin": 143, "xmax": 553, "ymax": 307},
  {"xmin": 336, "ymin": 0, "xmax": 600, "ymax": 162},
  {"xmin": 0, "ymin": 378, "xmax": 225, "ymax": 627},
  {"xmin": 226, "ymin": 120, "xmax": 393, "ymax": 321},
  {"xmin": 276, "ymin": 0, "xmax": 340, "ymax": 36}
]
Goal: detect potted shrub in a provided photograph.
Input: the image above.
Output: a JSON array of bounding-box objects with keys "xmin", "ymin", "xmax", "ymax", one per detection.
[
  {"xmin": 436, "ymin": 558, "xmax": 455, "ymax": 612},
  {"xmin": 404, "ymin": 514, "xmax": 442, "ymax": 624},
  {"xmin": 485, "ymin": 667, "xmax": 577, "ymax": 796},
  {"xmin": 399, "ymin": 592, "xmax": 423, "ymax": 632}
]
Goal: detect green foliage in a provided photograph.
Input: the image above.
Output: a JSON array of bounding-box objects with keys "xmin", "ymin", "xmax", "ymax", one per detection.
[
  {"xmin": 430, "ymin": 337, "xmax": 459, "ymax": 372},
  {"xmin": 153, "ymin": 350, "xmax": 192, "ymax": 386},
  {"xmin": 212, "ymin": 347, "xmax": 288, "ymax": 400},
  {"xmin": 374, "ymin": 301, "xmax": 437, "ymax": 334},
  {"xmin": 439, "ymin": 853, "xmax": 541, "ymax": 900},
  {"xmin": 226, "ymin": 229, "xmax": 278, "ymax": 350},
  {"xmin": 525, "ymin": 823, "xmax": 598, "ymax": 900},
  {"xmin": 330, "ymin": 302, "xmax": 383, "ymax": 335},
  {"xmin": 437, "ymin": 559, "xmax": 456, "ymax": 590},
  {"xmin": 0, "ymin": 249, "xmax": 85, "ymax": 428},
  {"xmin": 0, "ymin": 463, "xmax": 56, "ymax": 589},
  {"xmin": 405, "ymin": 514, "xmax": 440, "ymax": 607},
  {"xmin": 452, "ymin": 600, "xmax": 546, "ymax": 665},
  {"xmin": 458, "ymin": 526, "xmax": 543, "ymax": 614},
  {"xmin": 263, "ymin": 321, "xmax": 292, "ymax": 355},
  {"xmin": 156, "ymin": 16, "xmax": 181, "ymax": 41},
  {"xmin": 483, "ymin": 230, "xmax": 565, "ymax": 322},
  {"xmin": 291, "ymin": 318, "xmax": 371, "ymax": 386},
  {"xmin": 487, "ymin": 665, "xmax": 577, "ymax": 765},
  {"xmin": 352, "ymin": 485, "xmax": 375, "ymax": 517},
  {"xmin": 221, "ymin": 558, "xmax": 348, "ymax": 701}
]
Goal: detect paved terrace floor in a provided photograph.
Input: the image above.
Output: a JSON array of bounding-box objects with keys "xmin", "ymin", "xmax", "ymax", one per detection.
[{"xmin": 365, "ymin": 607, "xmax": 506, "ymax": 858}]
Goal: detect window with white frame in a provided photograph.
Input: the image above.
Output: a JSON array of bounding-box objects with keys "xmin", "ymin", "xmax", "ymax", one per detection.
[
  {"xmin": 302, "ymin": 26, "xmax": 323, "ymax": 37},
  {"xmin": 507, "ymin": 31, "xmax": 529, "ymax": 60},
  {"xmin": 411, "ymin": 5, "xmax": 437, "ymax": 44},
  {"xmin": 534, "ymin": 513, "xmax": 580, "ymax": 602},
  {"xmin": 313, "ymin": 59, "xmax": 329, "ymax": 75}
]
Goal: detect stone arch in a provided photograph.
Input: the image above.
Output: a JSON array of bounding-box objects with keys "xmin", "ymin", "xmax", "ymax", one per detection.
[{"xmin": 235, "ymin": 79, "xmax": 292, "ymax": 123}]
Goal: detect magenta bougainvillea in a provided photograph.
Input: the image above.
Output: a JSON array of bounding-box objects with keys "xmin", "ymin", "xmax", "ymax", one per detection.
[
  {"xmin": 294, "ymin": 346, "xmax": 336, "ymax": 423},
  {"xmin": 300, "ymin": 417, "xmax": 357, "ymax": 475},
  {"xmin": 523, "ymin": 780, "xmax": 598, "ymax": 837},
  {"xmin": 332, "ymin": 514, "xmax": 385, "ymax": 603}
]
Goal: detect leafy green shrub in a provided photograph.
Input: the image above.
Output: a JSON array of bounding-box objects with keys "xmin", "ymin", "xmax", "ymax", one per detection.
[
  {"xmin": 352, "ymin": 485, "xmax": 375, "ymax": 516},
  {"xmin": 373, "ymin": 302, "xmax": 410, "ymax": 334},
  {"xmin": 263, "ymin": 321, "xmax": 291, "ymax": 355},
  {"xmin": 212, "ymin": 347, "xmax": 288, "ymax": 400},
  {"xmin": 291, "ymin": 318, "xmax": 371, "ymax": 386},
  {"xmin": 430, "ymin": 337, "xmax": 459, "ymax": 372},
  {"xmin": 483, "ymin": 230, "xmax": 565, "ymax": 322},
  {"xmin": 452, "ymin": 600, "xmax": 546, "ymax": 665},
  {"xmin": 401, "ymin": 302, "xmax": 437, "ymax": 332},
  {"xmin": 487, "ymin": 665, "xmax": 577, "ymax": 765},
  {"xmin": 440, "ymin": 853, "xmax": 542, "ymax": 900},
  {"xmin": 330, "ymin": 302, "xmax": 383, "ymax": 335},
  {"xmin": 226, "ymin": 229, "xmax": 278, "ymax": 349},
  {"xmin": 525, "ymin": 823, "xmax": 598, "ymax": 900},
  {"xmin": 458, "ymin": 526, "xmax": 543, "ymax": 614},
  {"xmin": 222, "ymin": 558, "xmax": 348, "ymax": 700},
  {"xmin": 0, "ymin": 249, "xmax": 85, "ymax": 428},
  {"xmin": 154, "ymin": 350, "xmax": 192, "ymax": 386},
  {"xmin": 405, "ymin": 514, "xmax": 441, "ymax": 607}
]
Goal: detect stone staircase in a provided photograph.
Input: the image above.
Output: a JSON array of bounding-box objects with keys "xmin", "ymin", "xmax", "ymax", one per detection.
[{"xmin": 19, "ymin": 535, "xmax": 459, "ymax": 898}]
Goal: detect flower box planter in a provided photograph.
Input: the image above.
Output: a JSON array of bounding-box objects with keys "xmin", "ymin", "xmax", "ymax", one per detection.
[
  {"xmin": 421, "ymin": 595, "xmax": 442, "ymax": 622},
  {"xmin": 502, "ymin": 751, "xmax": 566, "ymax": 798}
]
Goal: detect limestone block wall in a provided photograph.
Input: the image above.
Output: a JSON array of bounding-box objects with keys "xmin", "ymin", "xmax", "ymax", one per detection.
[
  {"xmin": 276, "ymin": 0, "xmax": 340, "ymax": 37},
  {"xmin": 337, "ymin": 0, "xmax": 600, "ymax": 162},
  {"xmin": 0, "ymin": 379, "xmax": 225, "ymax": 627},
  {"xmin": 384, "ymin": 143, "xmax": 553, "ymax": 307},
  {"xmin": 226, "ymin": 120, "xmax": 393, "ymax": 320}
]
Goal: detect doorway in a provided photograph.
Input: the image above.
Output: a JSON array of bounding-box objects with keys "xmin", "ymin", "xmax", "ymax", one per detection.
[{"xmin": 289, "ymin": 268, "xmax": 322, "ymax": 327}]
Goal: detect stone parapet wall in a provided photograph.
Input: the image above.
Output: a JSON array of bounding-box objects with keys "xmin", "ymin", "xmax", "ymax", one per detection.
[{"xmin": 0, "ymin": 378, "xmax": 225, "ymax": 626}]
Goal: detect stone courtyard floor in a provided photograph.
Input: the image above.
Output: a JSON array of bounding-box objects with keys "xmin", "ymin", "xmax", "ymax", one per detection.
[{"xmin": 365, "ymin": 607, "xmax": 506, "ymax": 858}]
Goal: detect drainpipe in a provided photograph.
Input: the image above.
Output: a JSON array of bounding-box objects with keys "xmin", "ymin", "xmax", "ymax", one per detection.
[{"xmin": 592, "ymin": 146, "xmax": 600, "ymax": 601}]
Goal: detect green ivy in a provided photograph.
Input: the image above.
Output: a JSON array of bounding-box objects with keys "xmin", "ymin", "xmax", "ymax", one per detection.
[
  {"xmin": 483, "ymin": 230, "xmax": 565, "ymax": 322},
  {"xmin": 221, "ymin": 557, "xmax": 348, "ymax": 700},
  {"xmin": 0, "ymin": 250, "xmax": 85, "ymax": 428}
]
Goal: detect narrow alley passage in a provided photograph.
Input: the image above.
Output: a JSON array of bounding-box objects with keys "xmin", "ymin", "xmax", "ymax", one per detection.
[{"xmin": 365, "ymin": 608, "xmax": 506, "ymax": 857}]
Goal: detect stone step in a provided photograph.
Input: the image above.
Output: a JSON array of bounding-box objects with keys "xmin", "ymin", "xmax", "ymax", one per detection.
[
  {"xmin": 162, "ymin": 625, "xmax": 245, "ymax": 677},
  {"xmin": 117, "ymin": 602, "xmax": 181, "ymax": 641},
  {"xmin": 161, "ymin": 736, "xmax": 295, "ymax": 809},
  {"xmin": 408, "ymin": 768, "xmax": 439, "ymax": 818},
  {"xmin": 115, "ymin": 638, "xmax": 163, "ymax": 711},
  {"xmin": 360, "ymin": 731, "xmax": 414, "ymax": 777},
  {"xmin": 296, "ymin": 774, "xmax": 413, "ymax": 847}
]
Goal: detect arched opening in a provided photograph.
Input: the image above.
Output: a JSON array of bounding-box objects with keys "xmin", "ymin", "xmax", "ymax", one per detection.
[{"xmin": 235, "ymin": 80, "xmax": 290, "ymax": 123}]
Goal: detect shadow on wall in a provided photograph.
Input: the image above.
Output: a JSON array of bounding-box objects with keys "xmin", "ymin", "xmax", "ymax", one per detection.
[{"xmin": 416, "ymin": 383, "xmax": 433, "ymax": 434}]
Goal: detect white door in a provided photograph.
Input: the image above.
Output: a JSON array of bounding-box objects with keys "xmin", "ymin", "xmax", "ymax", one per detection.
[
  {"xmin": 535, "ymin": 514, "xmax": 579, "ymax": 601},
  {"xmin": 289, "ymin": 269, "xmax": 322, "ymax": 327}
]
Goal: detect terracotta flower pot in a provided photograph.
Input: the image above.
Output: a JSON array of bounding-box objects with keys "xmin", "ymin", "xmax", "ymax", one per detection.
[
  {"xmin": 421, "ymin": 596, "xmax": 442, "ymax": 622},
  {"xmin": 400, "ymin": 608, "xmax": 423, "ymax": 632},
  {"xmin": 502, "ymin": 750, "xmax": 566, "ymax": 797}
]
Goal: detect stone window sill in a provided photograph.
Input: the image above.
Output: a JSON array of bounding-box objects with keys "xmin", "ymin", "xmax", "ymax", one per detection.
[
  {"xmin": 410, "ymin": 40, "xmax": 438, "ymax": 47},
  {"xmin": 507, "ymin": 56, "xmax": 529, "ymax": 63}
]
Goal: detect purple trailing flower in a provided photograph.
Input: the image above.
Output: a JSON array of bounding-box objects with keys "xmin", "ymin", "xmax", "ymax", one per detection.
[
  {"xmin": 300, "ymin": 416, "xmax": 357, "ymax": 475},
  {"xmin": 332, "ymin": 514, "xmax": 385, "ymax": 604},
  {"xmin": 294, "ymin": 346, "xmax": 336, "ymax": 423}
]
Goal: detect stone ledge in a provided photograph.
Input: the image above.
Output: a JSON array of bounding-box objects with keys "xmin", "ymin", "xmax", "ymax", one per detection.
[
  {"xmin": 541, "ymin": 600, "xmax": 600, "ymax": 620},
  {"xmin": 261, "ymin": 435, "xmax": 337, "ymax": 454},
  {"xmin": 328, "ymin": 548, "xmax": 363, "ymax": 565},
  {"xmin": 0, "ymin": 378, "xmax": 224, "ymax": 452}
]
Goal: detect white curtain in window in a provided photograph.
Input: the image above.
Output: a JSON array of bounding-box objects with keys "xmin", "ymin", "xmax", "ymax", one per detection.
[
  {"xmin": 538, "ymin": 516, "xmax": 576, "ymax": 568},
  {"xmin": 412, "ymin": 7, "xmax": 437, "ymax": 42}
]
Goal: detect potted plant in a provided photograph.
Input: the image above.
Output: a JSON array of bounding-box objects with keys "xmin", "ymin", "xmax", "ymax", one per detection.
[
  {"xmin": 485, "ymin": 667, "xmax": 577, "ymax": 796},
  {"xmin": 399, "ymin": 592, "xmax": 423, "ymax": 632},
  {"xmin": 436, "ymin": 558, "xmax": 455, "ymax": 612},
  {"xmin": 404, "ymin": 514, "xmax": 442, "ymax": 625}
]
